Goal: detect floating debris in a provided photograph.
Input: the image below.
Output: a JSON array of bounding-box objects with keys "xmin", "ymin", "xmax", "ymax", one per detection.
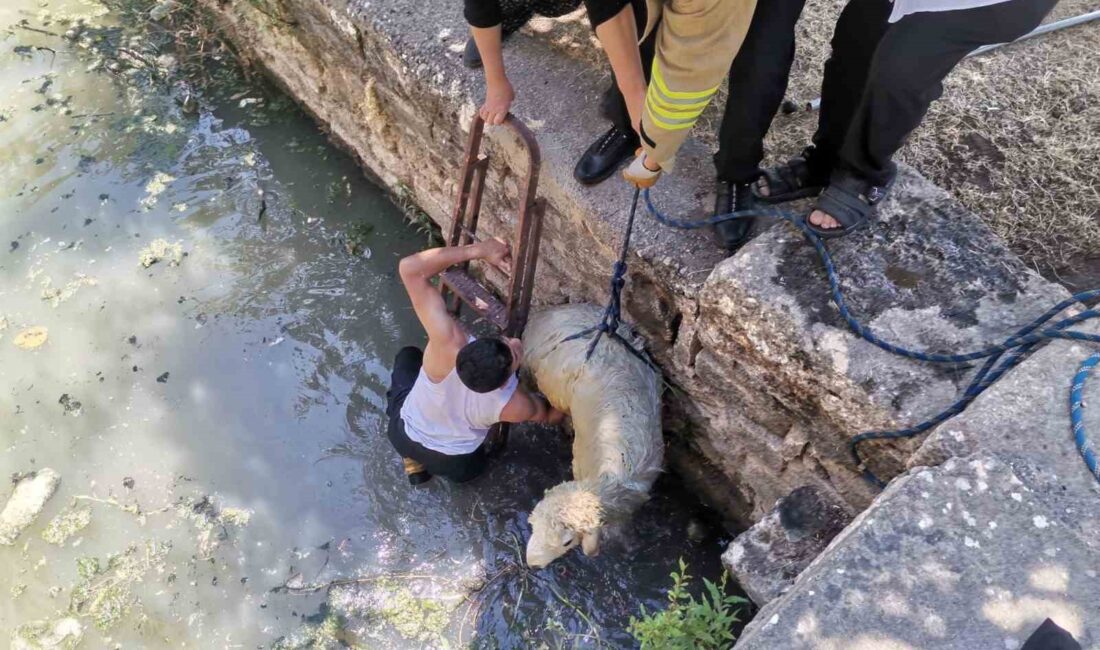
[
  {"xmin": 149, "ymin": 0, "xmax": 179, "ymax": 21},
  {"xmin": 180, "ymin": 496, "xmax": 252, "ymax": 558},
  {"xmin": 58, "ymin": 394, "xmax": 83, "ymax": 417},
  {"xmin": 13, "ymin": 326, "xmax": 48, "ymax": 350},
  {"xmin": 344, "ymin": 222, "xmax": 375, "ymax": 258},
  {"xmin": 41, "ymin": 506, "xmax": 92, "ymax": 546},
  {"xmin": 70, "ymin": 540, "xmax": 172, "ymax": 632},
  {"xmin": 272, "ymin": 611, "xmax": 351, "ymax": 649},
  {"xmin": 41, "ymin": 274, "xmax": 98, "ymax": 307},
  {"xmin": 0, "ymin": 469, "xmax": 62, "ymax": 545},
  {"xmin": 139, "ymin": 172, "xmax": 175, "ymax": 209},
  {"xmin": 138, "ymin": 238, "xmax": 183, "ymax": 268},
  {"xmin": 156, "ymin": 372, "xmax": 170, "ymax": 383},
  {"xmin": 379, "ymin": 583, "xmax": 452, "ymax": 643},
  {"xmin": 11, "ymin": 617, "xmax": 83, "ymax": 650}
]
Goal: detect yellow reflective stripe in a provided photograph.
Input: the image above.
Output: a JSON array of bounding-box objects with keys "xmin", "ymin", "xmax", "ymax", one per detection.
[
  {"xmin": 651, "ymin": 60, "xmax": 721, "ymax": 100},
  {"xmin": 645, "ymin": 97, "xmax": 697, "ymax": 130},
  {"xmin": 646, "ymin": 93, "xmax": 705, "ymax": 121},
  {"xmin": 646, "ymin": 87, "xmax": 711, "ymax": 114}
]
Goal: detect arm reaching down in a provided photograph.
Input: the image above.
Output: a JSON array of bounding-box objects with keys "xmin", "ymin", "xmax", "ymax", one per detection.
[
  {"xmin": 464, "ymin": 0, "xmax": 514, "ymax": 125},
  {"xmin": 470, "ymin": 25, "xmax": 514, "ymax": 125},
  {"xmin": 593, "ymin": 3, "xmax": 646, "ymax": 133}
]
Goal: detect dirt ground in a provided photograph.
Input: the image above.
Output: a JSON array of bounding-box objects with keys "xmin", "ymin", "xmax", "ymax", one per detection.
[{"xmin": 528, "ymin": 2, "xmax": 1099, "ymax": 286}]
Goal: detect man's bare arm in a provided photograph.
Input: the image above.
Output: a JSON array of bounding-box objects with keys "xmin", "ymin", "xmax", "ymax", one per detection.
[
  {"xmin": 594, "ymin": 4, "xmax": 646, "ymax": 133},
  {"xmin": 398, "ymin": 238, "xmax": 511, "ymax": 347},
  {"xmin": 500, "ymin": 389, "xmax": 566, "ymax": 425},
  {"xmin": 470, "ymin": 25, "xmax": 514, "ymax": 125}
]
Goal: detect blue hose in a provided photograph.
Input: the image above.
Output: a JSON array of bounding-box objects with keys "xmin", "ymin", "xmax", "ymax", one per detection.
[
  {"xmin": 639, "ymin": 188, "xmax": 1100, "ymax": 487},
  {"xmin": 1071, "ymin": 352, "xmax": 1100, "ymax": 481}
]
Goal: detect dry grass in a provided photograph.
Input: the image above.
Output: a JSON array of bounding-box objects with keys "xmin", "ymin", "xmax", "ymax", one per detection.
[{"xmin": 529, "ymin": 2, "xmax": 1099, "ymax": 280}]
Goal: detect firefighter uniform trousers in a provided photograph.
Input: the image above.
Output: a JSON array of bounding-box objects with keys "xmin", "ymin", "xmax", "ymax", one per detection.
[{"xmin": 638, "ymin": 0, "xmax": 757, "ymax": 167}]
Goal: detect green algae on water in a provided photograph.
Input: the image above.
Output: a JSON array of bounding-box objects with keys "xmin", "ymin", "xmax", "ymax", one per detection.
[
  {"xmin": 41, "ymin": 506, "xmax": 92, "ymax": 545},
  {"xmin": 70, "ymin": 540, "xmax": 171, "ymax": 632},
  {"xmin": 12, "ymin": 618, "xmax": 84, "ymax": 650},
  {"xmin": 378, "ymin": 581, "xmax": 452, "ymax": 645},
  {"xmin": 273, "ymin": 611, "xmax": 355, "ymax": 650},
  {"xmin": 178, "ymin": 496, "xmax": 252, "ymax": 558}
]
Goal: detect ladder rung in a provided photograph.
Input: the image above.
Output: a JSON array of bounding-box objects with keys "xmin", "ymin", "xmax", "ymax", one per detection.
[{"xmin": 440, "ymin": 269, "xmax": 508, "ymax": 330}]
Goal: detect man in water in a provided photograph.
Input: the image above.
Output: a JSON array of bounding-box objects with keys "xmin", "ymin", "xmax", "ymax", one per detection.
[{"xmin": 387, "ymin": 237, "xmax": 564, "ymax": 484}]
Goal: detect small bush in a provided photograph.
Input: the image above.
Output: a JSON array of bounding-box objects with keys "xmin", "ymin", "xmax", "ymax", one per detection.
[{"xmin": 628, "ymin": 559, "xmax": 749, "ymax": 650}]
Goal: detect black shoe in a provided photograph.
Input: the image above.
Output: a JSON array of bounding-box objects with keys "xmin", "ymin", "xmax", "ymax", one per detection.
[
  {"xmin": 574, "ymin": 126, "xmax": 639, "ymax": 186},
  {"xmin": 403, "ymin": 457, "xmax": 433, "ymax": 485},
  {"xmin": 713, "ymin": 181, "xmax": 755, "ymax": 253},
  {"xmin": 463, "ymin": 36, "xmax": 483, "ymax": 69}
]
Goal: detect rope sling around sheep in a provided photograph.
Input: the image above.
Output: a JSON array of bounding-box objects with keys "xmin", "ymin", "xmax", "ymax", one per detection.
[{"xmin": 568, "ymin": 188, "xmax": 1100, "ymax": 488}]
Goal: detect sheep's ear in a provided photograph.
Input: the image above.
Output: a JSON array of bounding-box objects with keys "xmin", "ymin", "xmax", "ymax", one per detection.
[{"xmin": 581, "ymin": 529, "xmax": 600, "ymax": 557}]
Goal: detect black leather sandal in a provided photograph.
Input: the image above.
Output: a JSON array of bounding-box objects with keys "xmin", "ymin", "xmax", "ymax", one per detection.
[
  {"xmin": 754, "ymin": 146, "xmax": 829, "ymax": 204},
  {"xmin": 808, "ymin": 170, "xmax": 895, "ymax": 239}
]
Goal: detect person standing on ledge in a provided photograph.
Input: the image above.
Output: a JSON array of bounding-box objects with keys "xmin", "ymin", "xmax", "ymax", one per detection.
[
  {"xmin": 387, "ymin": 237, "xmax": 564, "ymax": 485},
  {"xmin": 748, "ymin": 0, "xmax": 1058, "ymax": 239},
  {"xmin": 463, "ymin": 0, "xmax": 583, "ymax": 123},
  {"xmin": 573, "ymin": 0, "xmax": 757, "ymax": 189},
  {"xmin": 462, "ymin": 0, "xmax": 585, "ymax": 71}
]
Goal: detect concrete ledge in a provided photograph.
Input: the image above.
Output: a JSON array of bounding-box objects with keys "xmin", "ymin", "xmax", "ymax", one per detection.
[
  {"xmin": 734, "ymin": 455, "xmax": 1099, "ymax": 648},
  {"xmin": 201, "ymin": 0, "xmax": 1078, "ymax": 528}
]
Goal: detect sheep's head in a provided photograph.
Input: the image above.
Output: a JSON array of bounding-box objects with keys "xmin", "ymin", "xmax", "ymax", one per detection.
[{"xmin": 526, "ymin": 481, "xmax": 603, "ymax": 568}]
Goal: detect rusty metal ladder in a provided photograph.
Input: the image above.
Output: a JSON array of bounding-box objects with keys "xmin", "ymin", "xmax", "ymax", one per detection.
[{"xmin": 439, "ymin": 114, "xmax": 545, "ymax": 453}]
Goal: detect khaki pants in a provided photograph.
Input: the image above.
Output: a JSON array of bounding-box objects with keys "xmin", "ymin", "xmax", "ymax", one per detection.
[{"xmin": 640, "ymin": 0, "xmax": 757, "ymax": 167}]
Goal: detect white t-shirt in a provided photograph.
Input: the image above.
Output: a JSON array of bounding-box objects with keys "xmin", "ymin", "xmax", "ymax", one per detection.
[
  {"xmin": 399, "ymin": 362, "xmax": 518, "ymax": 455},
  {"xmin": 889, "ymin": 0, "xmax": 1009, "ymax": 22}
]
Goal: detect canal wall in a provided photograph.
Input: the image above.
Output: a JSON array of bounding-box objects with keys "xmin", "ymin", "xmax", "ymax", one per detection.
[{"xmin": 200, "ymin": 0, "xmax": 1100, "ymax": 643}]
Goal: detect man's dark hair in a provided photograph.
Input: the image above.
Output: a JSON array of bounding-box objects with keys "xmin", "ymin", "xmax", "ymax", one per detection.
[{"xmin": 456, "ymin": 337, "xmax": 513, "ymax": 393}]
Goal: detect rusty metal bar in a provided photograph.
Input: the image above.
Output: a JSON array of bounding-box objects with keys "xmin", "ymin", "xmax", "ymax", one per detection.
[
  {"xmin": 501, "ymin": 118, "xmax": 541, "ymax": 337},
  {"xmin": 441, "ymin": 113, "xmax": 543, "ymax": 338},
  {"xmin": 447, "ymin": 156, "xmax": 489, "ymax": 315}
]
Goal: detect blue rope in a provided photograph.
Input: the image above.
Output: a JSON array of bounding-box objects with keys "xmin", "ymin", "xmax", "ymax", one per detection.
[
  {"xmin": 639, "ymin": 188, "xmax": 1100, "ymax": 486},
  {"xmin": 1071, "ymin": 352, "xmax": 1100, "ymax": 481},
  {"xmin": 562, "ymin": 188, "xmax": 662, "ymax": 374}
]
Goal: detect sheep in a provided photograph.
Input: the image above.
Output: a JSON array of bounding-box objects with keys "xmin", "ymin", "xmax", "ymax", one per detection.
[{"xmin": 520, "ymin": 303, "xmax": 663, "ymax": 568}]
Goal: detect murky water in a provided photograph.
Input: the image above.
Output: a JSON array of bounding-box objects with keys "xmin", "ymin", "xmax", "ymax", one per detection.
[{"xmin": 0, "ymin": 2, "xmax": 737, "ymax": 647}]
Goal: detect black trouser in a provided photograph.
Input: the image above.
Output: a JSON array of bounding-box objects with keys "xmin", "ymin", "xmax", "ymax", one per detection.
[
  {"xmin": 385, "ymin": 347, "xmax": 489, "ymax": 483},
  {"xmin": 713, "ymin": 0, "xmax": 808, "ymax": 184},
  {"xmin": 715, "ymin": 0, "xmax": 1056, "ymax": 187}
]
